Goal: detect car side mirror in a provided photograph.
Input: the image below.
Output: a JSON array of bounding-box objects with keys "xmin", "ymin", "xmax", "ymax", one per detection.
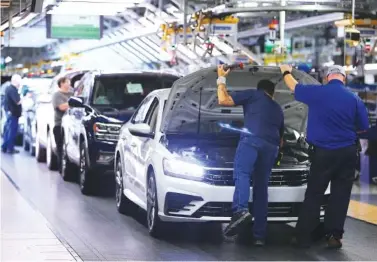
[
  {"xmin": 68, "ymin": 96, "xmax": 84, "ymax": 108},
  {"xmin": 129, "ymin": 123, "xmax": 154, "ymax": 138}
]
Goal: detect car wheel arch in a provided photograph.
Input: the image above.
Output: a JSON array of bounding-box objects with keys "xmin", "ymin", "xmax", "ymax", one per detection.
[{"xmin": 79, "ymin": 133, "xmax": 90, "ymax": 167}]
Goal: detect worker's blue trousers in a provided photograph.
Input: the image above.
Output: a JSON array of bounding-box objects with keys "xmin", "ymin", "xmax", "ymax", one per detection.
[
  {"xmin": 232, "ymin": 136, "xmax": 278, "ymax": 240},
  {"xmin": 1, "ymin": 113, "xmax": 19, "ymax": 152}
]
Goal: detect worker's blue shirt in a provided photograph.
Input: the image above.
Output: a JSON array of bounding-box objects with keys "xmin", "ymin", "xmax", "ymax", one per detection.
[
  {"xmin": 231, "ymin": 89, "xmax": 284, "ymax": 146},
  {"xmin": 295, "ymin": 79, "xmax": 370, "ymax": 149}
]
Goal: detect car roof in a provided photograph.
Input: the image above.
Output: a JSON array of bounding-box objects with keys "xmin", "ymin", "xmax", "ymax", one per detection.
[
  {"xmin": 91, "ymin": 70, "xmax": 180, "ymax": 78},
  {"xmin": 148, "ymin": 88, "xmax": 171, "ymax": 100}
]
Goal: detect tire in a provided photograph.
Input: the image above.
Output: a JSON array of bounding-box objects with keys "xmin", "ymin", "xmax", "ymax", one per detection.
[
  {"xmin": 35, "ymin": 129, "xmax": 46, "ymax": 162},
  {"xmin": 23, "ymin": 137, "xmax": 30, "ymax": 152},
  {"xmin": 147, "ymin": 171, "xmax": 164, "ymax": 237},
  {"xmin": 79, "ymin": 141, "xmax": 94, "ymax": 195},
  {"xmin": 61, "ymin": 137, "xmax": 77, "ymax": 182},
  {"xmin": 15, "ymin": 134, "xmax": 23, "ymax": 146},
  {"xmin": 46, "ymin": 131, "xmax": 58, "ymax": 170},
  {"xmin": 30, "ymin": 145, "xmax": 36, "ymax": 156},
  {"xmin": 115, "ymin": 156, "xmax": 135, "ymax": 215}
]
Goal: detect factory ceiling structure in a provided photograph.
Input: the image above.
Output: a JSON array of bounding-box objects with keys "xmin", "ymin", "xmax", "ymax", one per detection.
[{"xmin": 1, "ymin": 0, "xmax": 377, "ymax": 71}]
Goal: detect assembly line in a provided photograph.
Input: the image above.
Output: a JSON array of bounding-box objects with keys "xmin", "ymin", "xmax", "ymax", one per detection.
[{"xmin": 1, "ymin": 0, "xmax": 377, "ymax": 261}]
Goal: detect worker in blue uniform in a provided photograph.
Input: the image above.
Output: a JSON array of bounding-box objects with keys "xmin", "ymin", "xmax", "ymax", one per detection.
[
  {"xmin": 217, "ymin": 65, "xmax": 284, "ymax": 246},
  {"xmin": 280, "ymin": 64, "xmax": 370, "ymax": 249},
  {"xmin": 359, "ymin": 124, "xmax": 377, "ymax": 183}
]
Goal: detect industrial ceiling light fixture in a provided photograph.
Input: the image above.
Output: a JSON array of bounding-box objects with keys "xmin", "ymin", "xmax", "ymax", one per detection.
[{"xmin": 5, "ymin": 56, "xmax": 12, "ymax": 63}]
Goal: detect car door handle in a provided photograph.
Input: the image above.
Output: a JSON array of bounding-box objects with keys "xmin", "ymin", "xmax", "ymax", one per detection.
[{"xmin": 130, "ymin": 142, "xmax": 137, "ymax": 147}]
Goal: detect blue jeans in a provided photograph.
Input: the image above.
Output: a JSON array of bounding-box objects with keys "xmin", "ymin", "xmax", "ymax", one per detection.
[
  {"xmin": 232, "ymin": 136, "xmax": 278, "ymax": 240},
  {"xmin": 1, "ymin": 112, "xmax": 19, "ymax": 152}
]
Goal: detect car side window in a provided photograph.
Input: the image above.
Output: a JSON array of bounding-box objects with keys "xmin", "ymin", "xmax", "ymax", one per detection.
[
  {"xmin": 78, "ymin": 74, "xmax": 93, "ymax": 103},
  {"xmin": 146, "ymin": 98, "xmax": 159, "ymax": 133},
  {"xmin": 74, "ymin": 75, "xmax": 86, "ymax": 97},
  {"xmin": 132, "ymin": 96, "xmax": 154, "ymax": 124}
]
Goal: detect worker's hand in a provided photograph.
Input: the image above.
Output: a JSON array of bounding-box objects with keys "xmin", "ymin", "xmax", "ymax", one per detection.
[
  {"xmin": 218, "ymin": 65, "xmax": 230, "ymax": 78},
  {"xmin": 280, "ymin": 64, "xmax": 292, "ymax": 74}
]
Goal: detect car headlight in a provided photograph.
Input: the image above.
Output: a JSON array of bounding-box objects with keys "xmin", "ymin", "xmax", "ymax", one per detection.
[
  {"xmin": 93, "ymin": 122, "xmax": 121, "ymax": 142},
  {"xmin": 163, "ymin": 158, "xmax": 205, "ymax": 180}
]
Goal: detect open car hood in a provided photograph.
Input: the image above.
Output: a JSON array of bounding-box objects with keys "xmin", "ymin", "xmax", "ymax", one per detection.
[{"xmin": 162, "ymin": 65, "xmax": 320, "ymax": 134}]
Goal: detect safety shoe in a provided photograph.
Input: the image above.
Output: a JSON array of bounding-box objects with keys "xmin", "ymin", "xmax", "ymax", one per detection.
[
  {"xmin": 326, "ymin": 235, "xmax": 342, "ymax": 249},
  {"xmin": 7, "ymin": 149, "xmax": 20, "ymax": 154},
  {"xmin": 253, "ymin": 239, "xmax": 265, "ymax": 247},
  {"xmin": 224, "ymin": 210, "xmax": 252, "ymax": 237}
]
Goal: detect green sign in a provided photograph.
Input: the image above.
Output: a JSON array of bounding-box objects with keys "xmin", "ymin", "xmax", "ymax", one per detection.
[{"xmin": 48, "ymin": 15, "xmax": 102, "ymax": 40}]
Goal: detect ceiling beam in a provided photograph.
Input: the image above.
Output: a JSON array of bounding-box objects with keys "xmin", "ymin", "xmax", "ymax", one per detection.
[
  {"xmin": 215, "ymin": 4, "xmax": 373, "ymax": 15},
  {"xmin": 238, "ymin": 12, "xmax": 345, "ymax": 38}
]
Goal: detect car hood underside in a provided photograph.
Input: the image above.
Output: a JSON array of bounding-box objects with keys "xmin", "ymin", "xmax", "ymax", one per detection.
[{"xmin": 162, "ymin": 65, "xmax": 320, "ymax": 134}]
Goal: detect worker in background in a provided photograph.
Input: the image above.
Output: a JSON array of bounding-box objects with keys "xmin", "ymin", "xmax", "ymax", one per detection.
[
  {"xmin": 359, "ymin": 124, "xmax": 377, "ymax": 184},
  {"xmin": 217, "ymin": 65, "xmax": 284, "ymax": 246},
  {"xmin": 280, "ymin": 64, "xmax": 369, "ymax": 249},
  {"xmin": 1, "ymin": 74, "xmax": 22, "ymax": 154},
  {"xmin": 52, "ymin": 77, "xmax": 73, "ymax": 172}
]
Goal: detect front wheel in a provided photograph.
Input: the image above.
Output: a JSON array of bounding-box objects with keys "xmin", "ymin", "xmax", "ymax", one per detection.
[
  {"xmin": 61, "ymin": 137, "xmax": 77, "ymax": 182},
  {"xmin": 35, "ymin": 129, "xmax": 46, "ymax": 162},
  {"xmin": 79, "ymin": 141, "xmax": 94, "ymax": 195},
  {"xmin": 147, "ymin": 171, "xmax": 164, "ymax": 237},
  {"xmin": 115, "ymin": 157, "xmax": 135, "ymax": 215},
  {"xmin": 23, "ymin": 136, "xmax": 30, "ymax": 152},
  {"xmin": 46, "ymin": 131, "xmax": 58, "ymax": 170}
]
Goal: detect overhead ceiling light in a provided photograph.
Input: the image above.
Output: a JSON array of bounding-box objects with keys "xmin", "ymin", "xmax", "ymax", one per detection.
[
  {"xmin": 237, "ymin": 1, "xmax": 258, "ymax": 8},
  {"xmin": 5, "ymin": 56, "xmax": 12, "ymax": 63},
  {"xmin": 0, "ymin": 16, "xmax": 22, "ymax": 31},
  {"xmin": 13, "ymin": 13, "xmax": 38, "ymax": 28},
  {"xmin": 48, "ymin": 2, "xmax": 137, "ymax": 15},
  {"xmin": 63, "ymin": 0, "xmax": 144, "ymax": 3}
]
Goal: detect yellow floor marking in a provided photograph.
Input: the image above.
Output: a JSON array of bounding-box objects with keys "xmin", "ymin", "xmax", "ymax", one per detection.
[{"xmin": 348, "ymin": 200, "xmax": 377, "ymax": 225}]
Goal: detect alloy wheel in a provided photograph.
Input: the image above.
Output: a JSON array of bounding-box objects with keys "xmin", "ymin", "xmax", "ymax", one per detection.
[
  {"xmin": 147, "ymin": 176, "xmax": 156, "ymax": 231},
  {"xmin": 115, "ymin": 160, "xmax": 123, "ymax": 208},
  {"xmin": 80, "ymin": 148, "xmax": 86, "ymax": 188},
  {"xmin": 61, "ymin": 144, "xmax": 67, "ymax": 175},
  {"xmin": 79, "ymin": 147, "xmax": 86, "ymax": 189}
]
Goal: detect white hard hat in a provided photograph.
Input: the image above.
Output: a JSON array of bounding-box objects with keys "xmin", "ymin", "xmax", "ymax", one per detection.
[
  {"xmin": 326, "ymin": 65, "xmax": 346, "ymax": 77},
  {"xmin": 11, "ymin": 74, "xmax": 22, "ymax": 86}
]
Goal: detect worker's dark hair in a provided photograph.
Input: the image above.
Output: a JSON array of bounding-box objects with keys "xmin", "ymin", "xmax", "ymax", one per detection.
[
  {"xmin": 257, "ymin": 79, "xmax": 275, "ymax": 96},
  {"xmin": 57, "ymin": 77, "xmax": 69, "ymax": 88}
]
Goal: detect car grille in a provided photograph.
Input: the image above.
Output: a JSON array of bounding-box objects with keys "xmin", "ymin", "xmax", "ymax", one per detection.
[
  {"xmin": 203, "ymin": 169, "xmax": 309, "ymax": 186},
  {"xmin": 193, "ymin": 200, "xmax": 328, "ymax": 218},
  {"xmin": 164, "ymin": 192, "xmax": 203, "ymax": 215}
]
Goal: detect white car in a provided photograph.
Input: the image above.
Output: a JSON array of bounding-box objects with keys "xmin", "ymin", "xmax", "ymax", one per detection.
[{"xmin": 115, "ymin": 65, "xmax": 330, "ymax": 237}]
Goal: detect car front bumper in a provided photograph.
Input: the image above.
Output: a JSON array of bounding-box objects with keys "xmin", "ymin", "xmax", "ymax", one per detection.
[
  {"xmin": 157, "ymin": 175, "xmax": 330, "ymax": 223},
  {"xmin": 90, "ymin": 149, "xmax": 115, "ymax": 175}
]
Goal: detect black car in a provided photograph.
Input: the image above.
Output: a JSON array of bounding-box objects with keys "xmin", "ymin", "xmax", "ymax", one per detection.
[{"xmin": 61, "ymin": 70, "xmax": 179, "ymax": 195}]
